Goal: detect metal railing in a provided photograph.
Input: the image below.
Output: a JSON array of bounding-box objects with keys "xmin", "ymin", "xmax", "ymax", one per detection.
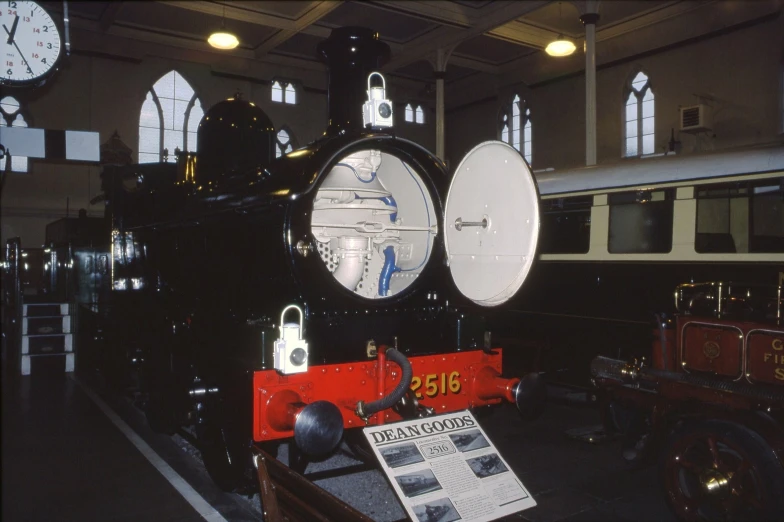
[{"xmin": 674, "ymin": 281, "xmax": 782, "ymax": 325}]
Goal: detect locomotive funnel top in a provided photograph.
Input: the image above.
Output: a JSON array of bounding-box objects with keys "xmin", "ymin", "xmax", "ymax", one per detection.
[
  {"xmin": 196, "ymin": 95, "xmax": 276, "ymax": 184},
  {"xmin": 317, "ymin": 27, "xmax": 391, "ymax": 135}
]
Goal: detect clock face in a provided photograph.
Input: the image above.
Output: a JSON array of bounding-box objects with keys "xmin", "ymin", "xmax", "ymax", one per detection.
[{"xmin": 1, "ymin": 1, "xmax": 62, "ymax": 86}]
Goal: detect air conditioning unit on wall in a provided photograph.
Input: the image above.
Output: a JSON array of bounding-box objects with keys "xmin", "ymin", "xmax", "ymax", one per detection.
[{"xmin": 679, "ymin": 104, "xmax": 712, "ymax": 133}]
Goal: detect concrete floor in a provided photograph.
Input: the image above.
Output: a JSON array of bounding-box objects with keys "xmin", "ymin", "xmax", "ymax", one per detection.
[{"xmin": 1, "ymin": 358, "xmax": 676, "ymax": 522}]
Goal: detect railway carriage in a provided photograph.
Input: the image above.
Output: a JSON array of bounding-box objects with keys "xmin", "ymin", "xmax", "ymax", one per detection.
[{"xmin": 491, "ymin": 144, "xmax": 784, "ymax": 389}]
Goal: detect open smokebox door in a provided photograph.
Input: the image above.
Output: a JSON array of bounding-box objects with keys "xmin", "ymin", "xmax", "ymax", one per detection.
[
  {"xmin": 444, "ymin": 141, "xmax": 540, "ymax": 306},
  {"xmin": 310, "ymin": 139, "xmax": 540, "ymax": 306}
]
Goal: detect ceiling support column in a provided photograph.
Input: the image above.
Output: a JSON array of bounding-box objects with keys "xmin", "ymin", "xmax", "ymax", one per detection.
[
  {"xmin": 580, "ymin": 3, "xmax": 600, "ymax": 166},
  {"xmin": 436, "ymin": 72, "xmax": 446, "ymax": 161},
  {"xmin": 433, "ymin": 47, "xmax": 454, "ymax": 162}
]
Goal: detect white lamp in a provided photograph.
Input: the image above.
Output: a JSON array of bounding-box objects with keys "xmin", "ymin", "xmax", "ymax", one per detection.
[
  {"xmin": 208, "ymin": 31, "xmax": 239, "ymax": 50},
  {"xmin": 208, "ymin": 6, "xmax": 239, "ymax": 50},
  {"xmin": 545, "ymin": 36, "xmax": 576, "ymax": 57}
]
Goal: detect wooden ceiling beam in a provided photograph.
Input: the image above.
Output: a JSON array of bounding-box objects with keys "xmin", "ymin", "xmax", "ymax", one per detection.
[
  {"xmin": 98, "ymin": 2, "xmax": 124, "ymax": 33},
  {"xmin": 383, "ymin": 1, "xmax": 547, "ymax": 72},
  {"xmin": 254, "ymin": 1, "xmax": 341, "ymax": 59}
]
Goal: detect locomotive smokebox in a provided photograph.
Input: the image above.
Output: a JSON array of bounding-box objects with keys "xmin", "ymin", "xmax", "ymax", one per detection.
[
  {"xmin": 318, "ymin": 27, "xmax": 391, "ymax": 134},
  {"xmin": 196, "ymin": 96, "xmax": 276, "ymax": 184}
]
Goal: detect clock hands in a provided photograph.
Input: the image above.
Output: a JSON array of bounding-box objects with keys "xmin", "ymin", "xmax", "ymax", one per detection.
[
  {"xmin": 5, "ymin": 15, "xmax": 19, "ymax": 45},
  {"xmin": 3, "ymin": 22, "xmax": 33, "ymax": 78}
]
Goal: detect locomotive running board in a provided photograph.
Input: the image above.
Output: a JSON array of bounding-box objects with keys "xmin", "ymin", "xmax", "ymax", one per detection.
[{"xmin": 252, "ymin": 446, "xmax": 373, "ymax": 522}]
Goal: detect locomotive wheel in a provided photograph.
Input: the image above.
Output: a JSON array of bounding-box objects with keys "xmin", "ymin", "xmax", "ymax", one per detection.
[
  {"xmin": 345, "ymin": 429, "xmax": 376, "ymax": 464},
  {"xmin": 659, "ymin": 420, "xmax": 784, "ymax": 521},
  {"xmin": 143, "ymin": 365, "xmax": 183, "ymax": 436},
  {"xmin": 601, "ymin": 399, "xmax": 636, "ymax": 434},
  {"xmin": 619, "ymin": 408, "xmax": 656, "ymax": 469},
  {"xmin": 200, "ymin": 423, "xmax": 254, "ymax": 493},
  {"xmin": 145, "ymin": 386, "xmax": 178, "ymax": 436}
]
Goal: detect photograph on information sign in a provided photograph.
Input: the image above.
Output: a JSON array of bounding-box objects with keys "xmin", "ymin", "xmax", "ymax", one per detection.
[
  {"xmin": 449, "ymin": 429, "xmax": 490, "ymax": 453},
  {"xmin": 466, "ymin": 453, "xmax": 509, "ymax": 479},
  {"xmin": 363, "ymin": 410, "xmax": 536, "ymax": 522},
  {"xmin": 395, "ymin": 469, "xmax": 443, "ymax": 498},
  {"xmin": 379, "ymin": 442, "xmax": 426, "ymax": 468},
  {"xmin": 412, "ymin": 497, "xmax": 461, "ymax": 522}
]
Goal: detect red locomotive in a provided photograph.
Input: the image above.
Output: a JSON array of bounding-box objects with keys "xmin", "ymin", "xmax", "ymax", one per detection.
[{"xmin": 592, "ymin": 281, "xmax": 784, "ymax": 520}]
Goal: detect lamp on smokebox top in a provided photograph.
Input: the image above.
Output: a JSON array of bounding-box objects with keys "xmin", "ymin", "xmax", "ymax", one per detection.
[{"xmin": 363, "ymin": 72, "xmax": 394, "ymax": 129}]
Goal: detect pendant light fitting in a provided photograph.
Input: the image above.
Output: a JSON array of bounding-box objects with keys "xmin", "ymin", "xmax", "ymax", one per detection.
[
  {"xmin": 208, "ymin": 5, "xmax": 239, "ymax": 50},
  {"xmin": 545, "ymin": 3, "xmax": 576, "ymax": 57}
]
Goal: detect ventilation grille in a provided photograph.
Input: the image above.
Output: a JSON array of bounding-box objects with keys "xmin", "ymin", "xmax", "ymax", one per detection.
[
  {"xmin": 681, "ymin": 107, "xmax": 700, "ymax": 128},
  {"xmin": 680, "ymin": 104, "xmax": 712, "ymax": 133}
]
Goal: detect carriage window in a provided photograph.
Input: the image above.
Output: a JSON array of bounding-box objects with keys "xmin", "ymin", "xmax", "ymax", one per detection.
[
  {"xmin": 696, "ymin": 181, "xmax": 783, "ymax": 253},
  {"xmin": 539, "ymin": 196, "xmax": 592, "ymax": 254},
  {"xmin": 751, "ymin": 183, "xmax": 783, "ymax": 252},
  {"xmin": 696, "ymin": 185, "xmax": 747, "ymax": 253},
  {"xmin": 608, "ymin": 189, "xmax": 673, "ymax": 253}
]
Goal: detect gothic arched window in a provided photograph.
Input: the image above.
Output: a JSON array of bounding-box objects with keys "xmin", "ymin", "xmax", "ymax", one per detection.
[
  {"xmin": 138, "ymin": 71, "xmax": 203, "ymax": 163},
  {"xmin": 0, "ymin": 96, "xmax": 29, "ymax": 172},
  {"xmin": 501, "ymin": 95, "xmax": 532, "ymax": 165},
  {"xmin": 275, "ymin": 126, "xmax": 296, "ymax": 158},
  {"xmin": 404, "ymin": 103, "xmax": 425, "ymax": 124},
  {"xmin": 624, "ymin": 71, "xmax": 655, "ymax": 157},
  {"xmin": 272, "ymin": 80, "xmax": 297, "ymax": 104}
]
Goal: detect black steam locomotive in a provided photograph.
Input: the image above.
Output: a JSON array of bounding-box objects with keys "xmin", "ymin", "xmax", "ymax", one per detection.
[{"xmin": 77, "ymin": 27, "xmax": 543, "ymax": 491}]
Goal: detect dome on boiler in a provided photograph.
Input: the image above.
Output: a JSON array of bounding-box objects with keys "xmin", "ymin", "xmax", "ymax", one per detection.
[{"xmin": 196, "ymin": 95, "xmax": 276, "ymax": 183}]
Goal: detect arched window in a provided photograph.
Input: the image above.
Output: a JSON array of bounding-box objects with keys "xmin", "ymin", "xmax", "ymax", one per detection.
[
  {"xmin": 404, "ymin": 103, "xmax": 425, "ymax": 124},
  {"xmin": 624, "ymin": 71, "xmax": 655, "ymax": 157},
  {"xmin": 0, "ymin": 96, "xmax": 29, "ymax": 173},
  {"xmin": 275, "ymin": 127, "xmax": 296, "ymax": 158},
  {"xmin": 780, "ymin": 58, "xmax": 784, "ymax": 134},
  {"xmin": 500, "ymin": 95, "xmax": 532, "ymax": 165},
  {"xmin": 138, "ymin": 71, "xmax": 203, "ymax": 164},
  {"xmin": 523, "ymin": 107, "xmax": 532, "ymax": 163},
  {"xmin": 271, "ymin": 80, "xmax": 297, "ymax": 104}
]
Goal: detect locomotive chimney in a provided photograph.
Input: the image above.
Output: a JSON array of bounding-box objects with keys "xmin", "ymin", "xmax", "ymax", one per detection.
[{"xmin": 317, "ymin": 27, "xmax": 391, "ymax": 135}]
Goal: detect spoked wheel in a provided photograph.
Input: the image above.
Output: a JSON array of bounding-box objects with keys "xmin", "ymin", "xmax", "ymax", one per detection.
[
  {"xmin": 344, "ymin": 428, "xmax": 376, "ymax": 465},
  {"xmin": 199, "ymin": 422, "xmax": 255, "ymax": 493},
  {"xmin": 659, "ymin": 420, "xmax": 784, "ymax": 521},
  {"xmin": 619, "ymin": 408, "xmax": 656, "ymax": 469}
]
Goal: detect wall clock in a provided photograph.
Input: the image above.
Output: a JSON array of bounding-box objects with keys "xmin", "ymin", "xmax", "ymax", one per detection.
[{"xmin": 1, "ymin": 1, "xmax": 63, "ymax": 87}]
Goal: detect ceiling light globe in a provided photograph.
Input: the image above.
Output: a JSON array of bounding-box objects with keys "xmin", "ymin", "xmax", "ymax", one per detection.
[
  {"xmin": 545, "ymin": 39, "xmax": 576, "ymax": 57},
  {"xmin": 208, "ymin": 31, "xmax": 240, "ymax": 50}
]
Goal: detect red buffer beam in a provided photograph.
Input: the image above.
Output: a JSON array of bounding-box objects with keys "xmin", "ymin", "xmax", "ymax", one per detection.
[{"xmin": 253, "ymin": 348, "xmax": 515, "ymax": 442}]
